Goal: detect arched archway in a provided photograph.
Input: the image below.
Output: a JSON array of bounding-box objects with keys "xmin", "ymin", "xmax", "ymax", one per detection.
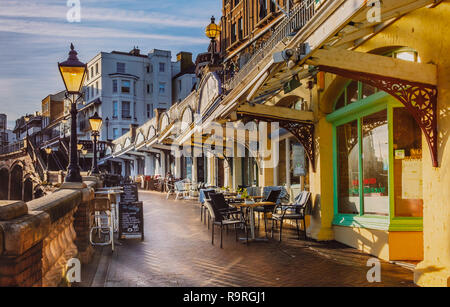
[
  {"xmin": 10, "ymin": 164, "xmax": 23, "ymax": 200},
  {"xmin": 23, "ymin": 177, "xmax": 33, "ymax": 202},
  {"xmin": 0, "ymin": 168, "xmax": 9, "ymax": 200}
]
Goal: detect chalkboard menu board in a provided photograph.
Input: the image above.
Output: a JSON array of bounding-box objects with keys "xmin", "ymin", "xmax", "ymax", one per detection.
[
  {"xmin": 118, "ymin": 201, "xmax": 144, "ymax": 240},
  {"xmin": 118, "ymin": 182, "xmax": 143, "ymax": 240},
  {"xmin": 121, "ymin": 183, "xmax": 139, "ymax": 203}
]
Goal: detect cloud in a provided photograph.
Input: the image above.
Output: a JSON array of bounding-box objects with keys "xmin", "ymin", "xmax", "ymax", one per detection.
[
  {"xmin": 0, "ymin": 19, "xmax": 209, "ymax": 44},
  {"xmin": 0, "ymin": 0, "xmax": 212, "ymax": 28}
]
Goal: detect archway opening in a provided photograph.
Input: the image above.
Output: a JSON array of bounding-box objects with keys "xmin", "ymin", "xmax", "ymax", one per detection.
[
  {"xmin": 10, "ymin": 164, "xmax": 23, "ymax": 200},
  {"xmin": 0, "ymin": 168, "xmax": 9, "ymax": 200},
  {"xmin": 23, "ymin": 178, "xmax": 33, "ymax": 202}
]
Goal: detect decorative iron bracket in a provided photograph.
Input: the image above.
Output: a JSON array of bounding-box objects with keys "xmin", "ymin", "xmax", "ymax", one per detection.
[
  {"xmin": 241, "ymin": 114, "xmax": 316, "ymax": 172},
  {"xmin": 319, "ymin": 65, "xmax": 438, "ymax": 167}
]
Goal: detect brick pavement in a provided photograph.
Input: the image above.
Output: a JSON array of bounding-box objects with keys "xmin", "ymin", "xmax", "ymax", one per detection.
[{"xmin": 100, "ymin": 191, "xmax": 415, "ymax": 287}]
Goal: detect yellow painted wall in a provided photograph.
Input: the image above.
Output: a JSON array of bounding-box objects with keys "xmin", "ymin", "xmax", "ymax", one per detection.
[{"xmin": 355, "ymin": 2, "xmax": 450, "ymax": 286}]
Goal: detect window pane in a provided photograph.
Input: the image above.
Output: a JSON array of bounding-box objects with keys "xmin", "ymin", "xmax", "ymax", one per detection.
[
  {"xmin": 393, "ymin": 108, "xmax": 423, "ymax": 217},
  {"xmin": 361, "ymin": 83, "xmax": 377, "ymax": 99},
  {"xmin": 121, "ymin": 80, "xmax": 130, "ymax": 93},
  {"xmin": 362, "ymin": 110, "xmax": 389, "ymax": 216},
  {"xmin": 122, "ymin": 101, "xmax": 130, "ymax": 118},
  {"xmin": 346, "ymin": 81, "xmax": 358, "ymax": 105},
  {"xmin": 337, "ymin": 120, "xmax": 360, "ymax": 214},
  {"xmin": 117, "ymin": 62, "xmax": 125, "ymax": 73}
]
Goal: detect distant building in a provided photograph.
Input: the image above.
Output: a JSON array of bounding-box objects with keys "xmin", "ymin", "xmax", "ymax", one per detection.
[
  {"xmin": 172, "ymin": 52, "xmax": 197, "ymax": 104},
  {"xmin": 79, "ymin": 47, "xmax": 194, "ymax": 142},
  {"xmin": 41, "ymin": 91, "xmax": 66, "ymax": 144},
  {"xmin": 0, "ymin": 114, "xmax": 7, "ymax": 146},
  {"xmin": 13, "ymin": 113, "xmax": 42, "ymax": 142}
]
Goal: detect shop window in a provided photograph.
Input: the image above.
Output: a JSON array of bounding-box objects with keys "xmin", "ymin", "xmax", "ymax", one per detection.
[
  {"xmin": 362, "ymin": 110, "xmax": 389, "ymax": 216},
  {"xmin": 393, "ymin": 108, "xmax": 423, "ymax": 217},
  {"xmin": 336, "ymin": 120, "xmax": 360, "ymax": 214},
  {"xmin": 290, "ymin": 142, "xmax": 307, "ymax": 186}
]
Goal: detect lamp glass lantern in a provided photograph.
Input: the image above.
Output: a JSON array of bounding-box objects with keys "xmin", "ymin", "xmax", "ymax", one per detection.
[
  {"xmin": 58, "ymin": 44, "xmax": 87, "ymax": 94},
  {"xmin": 205, "ymin": 16, "xmax": 221, "ymax": 40},
  {"xmin": 45, "ymin": 147, "xmax": 52, "ymax": 155},
  {"xmin": 89, "ymin": 112, "xmax": 103, "ymax": 133},
  {"xmin": 77, "ymin": 143, "xmax": 83, "ymax": 151}
]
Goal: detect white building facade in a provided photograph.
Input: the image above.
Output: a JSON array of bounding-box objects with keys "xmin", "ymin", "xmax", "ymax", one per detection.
[{"xmin": 79, "ymin": 48, "xmax": 176, "ymax": 142}]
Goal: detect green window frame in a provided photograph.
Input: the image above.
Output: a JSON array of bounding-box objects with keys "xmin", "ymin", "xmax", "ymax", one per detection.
[{"xmin": 327, "ymin": 81, "xmax": 423, "ymax": 232}]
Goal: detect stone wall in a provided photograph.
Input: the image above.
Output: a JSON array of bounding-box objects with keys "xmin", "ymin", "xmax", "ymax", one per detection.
[{"xmin": 0, "ymin": 178, "xmax": 99, "ymax": 287}]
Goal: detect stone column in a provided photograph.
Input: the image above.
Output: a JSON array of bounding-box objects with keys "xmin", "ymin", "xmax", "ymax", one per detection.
[
  {"xmin": 192, "ymin": 157, "xmax": 198, "ymax": 182},
  {"xmin": 175, "ymin": 156, "xmax": 182, "ymax": 179}
]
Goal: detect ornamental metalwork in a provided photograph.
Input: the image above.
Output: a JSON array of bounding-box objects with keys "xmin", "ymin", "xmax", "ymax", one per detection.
[{"xmin": 319, "ymin": 65, "xmax": 438, "ymax": 167}]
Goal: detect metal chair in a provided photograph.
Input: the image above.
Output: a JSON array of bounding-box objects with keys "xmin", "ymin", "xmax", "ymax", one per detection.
[
  {"xmin": 200, "ymin": 189, "xmax": 215, "ymax": 225},
  {"xmin": 253, "ymin": 189, "xmax": 282, "ymax": 234},
  {"xmin": 174, "ymin": 180, "xmax": 189, "ymax": 200},
  {"xmin": 90, "ymin": 196, "xmax": 115, "ymax": 252},
  {"xmin": 271, "ymin": 191, "xmax": 311, "ymax": 241},
  {"xmin": 208, "ymin": 193, "xmax": 248, "ymax": 248},
  {"xmin": 165, "ymin": 180, "xmax": 175, "ymax": 199}
]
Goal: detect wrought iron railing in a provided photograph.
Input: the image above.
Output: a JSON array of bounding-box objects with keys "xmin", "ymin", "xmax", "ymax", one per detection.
[
  {"xmin": 224, "ymin": 0, "xmax": 317, "ymax": 90},
  {"xmin": 0, "ymin": 140, "xmax": 25, "ymax": 155}
]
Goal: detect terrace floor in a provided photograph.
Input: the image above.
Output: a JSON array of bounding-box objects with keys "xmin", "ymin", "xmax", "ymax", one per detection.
[{"xmin": 89, "ymin": 190, "xmax": 415, "ymax": 287}]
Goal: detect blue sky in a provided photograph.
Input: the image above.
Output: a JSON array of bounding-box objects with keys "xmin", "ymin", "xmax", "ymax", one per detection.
[{"xmin": 0, "ymin": 0, "xmax": 222, "ymax": 129}]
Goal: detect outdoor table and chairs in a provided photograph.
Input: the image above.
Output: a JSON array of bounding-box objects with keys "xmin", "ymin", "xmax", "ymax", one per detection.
[
  {"xmin": 230, "ymin": 200, "xmax": 277, "ymax": 242},
  {"xmin": 253, "ymin": 189, "xmax": 282, "ymax": 233}
]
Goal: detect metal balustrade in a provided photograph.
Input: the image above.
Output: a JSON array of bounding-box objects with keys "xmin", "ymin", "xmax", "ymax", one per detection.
[
  {"xmin": 225, "ymin": 0, "xmax": 317, "ymax": 90},
  {"xmin": 0, "ymin": 140, "xmax": 25, "ymax": 155}
]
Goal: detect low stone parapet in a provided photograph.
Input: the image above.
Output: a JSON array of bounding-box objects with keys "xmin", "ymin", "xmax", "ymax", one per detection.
[{"xmin": 0, "ymin": 178, "xmax": 100, "ymax": 287}]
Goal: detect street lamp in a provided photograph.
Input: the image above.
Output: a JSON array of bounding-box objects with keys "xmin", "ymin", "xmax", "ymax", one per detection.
[
  {"xmin": 205, "ymin": 16, "xmax": 221, "ymax": 65},
  {"xmin": 105, "ymin": 117, "xmax": 110, "ymax": 141},
  {"xmin": 89, "ymin": 112, "xmax": 102, "ymax": 175},
  {"xmin": 45, "ymin": 147, "xmax": 52, "ymax": 170},
  {"xmin": 58, "ymin": 43, "xmax": 87, "ymax": 183}
]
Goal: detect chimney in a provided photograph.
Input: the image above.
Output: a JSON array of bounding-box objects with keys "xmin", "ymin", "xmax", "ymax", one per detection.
[
  {"xmin": 130, "ymin": 124, "xmax": 138, "ymax": 141},
  {"xmin": 177, "ymin": 52, "xmax": 193, "ymax": 72},
  {"xmin": 129, "ymin": 46, "xmax": 140, "ymax": 56}
]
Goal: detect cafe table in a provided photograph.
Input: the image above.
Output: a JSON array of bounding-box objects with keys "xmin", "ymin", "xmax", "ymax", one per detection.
[{"xmin": 230, "ymin": 200, "xmax": 276, "ymax": 242}]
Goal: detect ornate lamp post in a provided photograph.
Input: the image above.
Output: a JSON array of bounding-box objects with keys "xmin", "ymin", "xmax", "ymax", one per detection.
[
  {"xmin": 89, "ymin": 112, "xmax": 102, "ymax": 175},
  {"xmin": 105, "ymin": 117, "xmax": 110, "ymax": 141},
  {"xmin": 58, "ymin": 43, "xmax": 87, "ymax": 183},
  {"xmin": 205, "ymin": 16, "xmax": 221, "ymax": 65}
]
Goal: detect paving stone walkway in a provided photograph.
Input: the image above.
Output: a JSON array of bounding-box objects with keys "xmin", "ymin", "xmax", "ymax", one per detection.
[{"xmin": 99, "ymin": 191, "xmax": 415, "ymax": 287}]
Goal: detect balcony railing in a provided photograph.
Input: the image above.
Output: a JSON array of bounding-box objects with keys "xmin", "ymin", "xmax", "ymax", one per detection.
[
  {"xmin": 0, "ymin": 140, "xmax": 25, "ymax": 155},
  {"xmin": 224, "ymin": 0, "xmax": 317, "ymax": 90}
]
